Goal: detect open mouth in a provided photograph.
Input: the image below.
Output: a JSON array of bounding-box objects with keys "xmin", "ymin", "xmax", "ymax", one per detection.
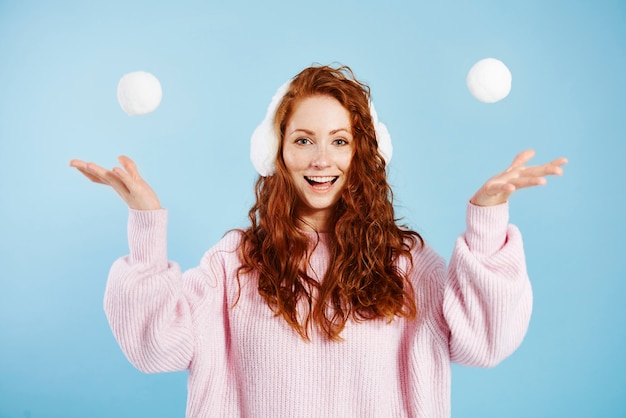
[{"xmin": 305, "ymin": 176, "xmax": 338, "ymax": 188}]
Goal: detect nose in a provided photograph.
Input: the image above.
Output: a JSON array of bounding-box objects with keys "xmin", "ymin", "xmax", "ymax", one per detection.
[{"xmin": 311, "ymin": 145, "xmax": 330, "ymax": 169}]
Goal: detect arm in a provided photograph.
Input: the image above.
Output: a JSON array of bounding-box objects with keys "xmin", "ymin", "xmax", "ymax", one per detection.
[
  {"xmin": 444, "ymin": 203, "xmax": 531, "ymax": 367},
  {"xmin": 70, "ymin": 156, "xmax": 218, "ymax": 373},
  {"xmin": 104, "ymin": 209, "xmax": 196, "ymax": 373},
  {"xmin": 443, "ymin": 150, "xmax": 567, "ymax": 367}
]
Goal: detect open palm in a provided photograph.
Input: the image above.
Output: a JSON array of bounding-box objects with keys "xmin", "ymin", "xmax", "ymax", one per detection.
[{"xmin": 69, "ymin": 156, "xmax": 161, "ymax": 211}]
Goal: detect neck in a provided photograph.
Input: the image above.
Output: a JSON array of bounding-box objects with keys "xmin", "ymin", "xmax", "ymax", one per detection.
[{"xmin": 296, "ymin": 210, "xmax": 333, "ymax": 233}]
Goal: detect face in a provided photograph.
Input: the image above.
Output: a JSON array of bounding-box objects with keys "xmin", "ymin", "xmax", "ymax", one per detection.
[{"xmin": 282, "ymin": 95, "xmax": 353, "ymax": 231}]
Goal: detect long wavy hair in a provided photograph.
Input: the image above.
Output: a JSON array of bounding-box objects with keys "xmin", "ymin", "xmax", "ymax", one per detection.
[{"xmin": 238, "ymin": 64, "xmax": 423, "ymax": 341}]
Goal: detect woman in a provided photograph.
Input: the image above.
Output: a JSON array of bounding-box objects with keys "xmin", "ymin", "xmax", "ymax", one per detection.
[{"xmin": 70, "ymin": 64, "xmax": 566, "ymax": 417}]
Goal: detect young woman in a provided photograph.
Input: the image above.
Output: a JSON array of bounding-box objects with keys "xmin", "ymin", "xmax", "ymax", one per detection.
[{"xmin": 70, "ymin": 64, "xmax": 567, "ymax": 417}]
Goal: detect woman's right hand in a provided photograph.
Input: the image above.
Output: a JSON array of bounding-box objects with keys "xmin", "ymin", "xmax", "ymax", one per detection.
[{"xmin": 69, "ymin": 156, "xmax": 162, "ymax": 211}]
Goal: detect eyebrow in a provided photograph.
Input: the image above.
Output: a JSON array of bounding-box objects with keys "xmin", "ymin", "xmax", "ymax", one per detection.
[{"xmin": 288, "ymin": 128, "xmax": 351, "ymax": 136}]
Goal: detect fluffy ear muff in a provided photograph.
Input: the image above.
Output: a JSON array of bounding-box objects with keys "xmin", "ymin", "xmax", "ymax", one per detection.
[
  {"xmin": 369, "ymin": 102, "xmax": 392, "ymax": 166},
  {"xmin": 250, "ymin": 80, "xmax": 291, "ymax": 177}
]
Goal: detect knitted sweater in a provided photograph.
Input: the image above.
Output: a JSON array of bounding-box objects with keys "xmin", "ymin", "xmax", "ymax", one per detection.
[{"xmin": 104, "ymin": 202, "xmax": 532, "ymax": 418}]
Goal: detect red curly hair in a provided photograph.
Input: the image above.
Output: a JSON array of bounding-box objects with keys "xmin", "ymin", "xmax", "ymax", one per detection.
[{"xmin": 239, "ymin": 64, "xmax": 423, "ymax": 340}]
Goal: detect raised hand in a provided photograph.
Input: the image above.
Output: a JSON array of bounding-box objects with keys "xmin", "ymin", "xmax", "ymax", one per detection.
[
  {"xmin": 470, "ymin": 149, "xmax": 568, "ymax": 207},
  {"xmin": 69, "ymin": 156, "xmax": 162, "ymax": 211}
]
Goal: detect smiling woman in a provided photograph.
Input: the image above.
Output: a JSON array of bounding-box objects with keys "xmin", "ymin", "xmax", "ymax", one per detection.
[
  {"xmin": 240, "ymin": 66, "xmax": 423, "ymax": 343},
  {"xmin": 69, "ymin": 64, "xmax": 567, "ymax": 417}
]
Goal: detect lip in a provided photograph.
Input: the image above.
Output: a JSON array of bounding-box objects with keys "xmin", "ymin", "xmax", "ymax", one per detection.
[
  {"xmin": 305, "ymin": 175, "xmax": 339, "ymax": 183},
  {"xmin": 304, "ymin": 175, "xmax": 339, "ymax": 192}
]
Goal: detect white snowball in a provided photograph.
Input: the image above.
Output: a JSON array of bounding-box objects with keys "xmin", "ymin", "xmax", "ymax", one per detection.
[
  {"xmin": 117, "ymin": 71, "xmax": 162, "ymax": 116},
  {"xmin": 466, "ymin": 58, "xmax": 512, "ymax": 103}
]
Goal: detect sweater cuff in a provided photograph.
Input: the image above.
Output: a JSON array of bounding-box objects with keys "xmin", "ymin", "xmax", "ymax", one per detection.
[
  {"xmin": 127, "ymin": 208, "xmax": 168, "ymax": 265},
  {"xmin": 464, "ymin": 201, "xmax": 509, "ymax": 257}
]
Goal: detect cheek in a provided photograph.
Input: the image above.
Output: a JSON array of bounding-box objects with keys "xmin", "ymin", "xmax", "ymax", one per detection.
[
  {"xmin": 339, "ymin": 151, "xmax": 354, "ymax": 171},
  {"xmin": 282, "ymin": 149, "xmax": 302, "ymax": 173}
]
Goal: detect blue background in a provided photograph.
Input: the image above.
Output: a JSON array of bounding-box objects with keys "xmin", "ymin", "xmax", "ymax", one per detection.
[{"xmin": 1, "ymin": 0, "xmax": 625, "ymax": 417}]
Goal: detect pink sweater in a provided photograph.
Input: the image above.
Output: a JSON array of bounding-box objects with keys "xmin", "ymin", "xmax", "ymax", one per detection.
[{"xmin": 104, "ymin": 203, "xmax": 532, "ymax": 417}]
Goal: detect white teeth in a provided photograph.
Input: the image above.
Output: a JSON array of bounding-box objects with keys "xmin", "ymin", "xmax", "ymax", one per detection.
[{"xmin": 306, "ymin": 176, "xmax": 336, "ymax": 183}]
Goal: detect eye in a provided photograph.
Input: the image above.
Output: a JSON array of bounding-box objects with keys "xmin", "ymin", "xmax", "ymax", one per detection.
[
  {"xmin": 333, "ymin": 138, "xmax": 349, "ymax": 146},
  {"xmin": 295, "ymin": 138, "xmax": 312, "ymax": 145}
]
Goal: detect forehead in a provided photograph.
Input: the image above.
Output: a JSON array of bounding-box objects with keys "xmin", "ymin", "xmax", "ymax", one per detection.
[{"xmin": 286, "ymin": 95, "xmax": 351, "ymax": 129}]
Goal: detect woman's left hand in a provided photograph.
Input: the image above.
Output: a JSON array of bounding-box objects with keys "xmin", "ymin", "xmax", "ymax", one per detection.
[{"xmin": 470, "ymin": 149, "xmax": 568, "ymax": 207}]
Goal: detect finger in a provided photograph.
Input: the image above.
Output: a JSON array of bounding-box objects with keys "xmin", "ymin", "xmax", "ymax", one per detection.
[
  {"xmin": 508, "ymin": 149, "xmax": 536, "ymax": 170},
  {"xmin": 74, "ymin": 165, "xmax": 109, "ymax": 185},
  {"xmin": 118, "ymin": 155, "xmax": 140, "ymax": 179},
  {"xmin": 550, "ymin": 157, "xmax": 569, "ymax": 171},
  {"xmin": 507, "ymin": 176, "xmax": 547, "ymax": 190},
  {"xmin": 102, "ymin": 169, "xmax": 132, "ymax": 197},
  {"xmin": 517, "ymin": 165, "xmax": 555, "ymax": 178},
  {"xmin": 112, "ymin": 166, "xmax": 136, "ymax": 190},
  {"xmin": 544, "ymin": 165, "xmax": 564, "ymax": 176},
  {"xmin": 519, "ymin": 161, "xmax": 565, "ymax": 178},
  {"xmin": 83, "ymin": 162, "xmax": 115, "ymax": 181},
  {"xmin": 70, "ymin": 159, "xmax": 94, "ymax": 174},
  {"xmin": 69, "ymin": 159, "xmax": 86, "ymax": 167},
  {"xmin": 70, "ymin": 160, "xmax": 110, "ymax": 185}
]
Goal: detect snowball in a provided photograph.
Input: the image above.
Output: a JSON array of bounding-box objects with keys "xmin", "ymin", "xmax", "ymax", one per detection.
[
  {"xmin": 117, "ymin": 71, "xmax": 162, "ymax": 116},
  {"xmin": 466, "ymin": 58, "xmax": 512, "ymax": 103}
]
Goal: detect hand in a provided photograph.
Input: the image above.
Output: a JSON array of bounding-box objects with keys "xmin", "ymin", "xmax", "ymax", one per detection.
[
  {"xmin": 69, "ymin": 156, "xmax": 162, "ymax": 210},
  {"xmin": 470, "ymin": 149, "xmax": 568, "ymax": 207}
]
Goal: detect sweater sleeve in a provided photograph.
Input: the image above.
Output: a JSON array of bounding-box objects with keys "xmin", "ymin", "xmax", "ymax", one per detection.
[
  {"xmin": 443, "ymin": 202, "xmax": 533, "ymax": 368},
  {"xmin": 103, "ymin": 209, "xmax": 221, "ymax": 374}
]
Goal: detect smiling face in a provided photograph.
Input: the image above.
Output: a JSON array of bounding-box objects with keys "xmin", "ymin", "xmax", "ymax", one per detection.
[{"xmin": 281, "ymin": 95, "xmax": 353, "ymax": 232}]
